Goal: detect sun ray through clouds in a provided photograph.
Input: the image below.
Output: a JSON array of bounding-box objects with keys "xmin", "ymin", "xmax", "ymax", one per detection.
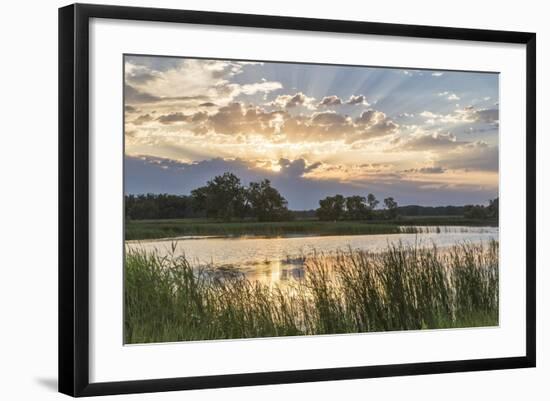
[{"xmin": 124, "ymin": 55, "xmax": 499, "ymax": 209}]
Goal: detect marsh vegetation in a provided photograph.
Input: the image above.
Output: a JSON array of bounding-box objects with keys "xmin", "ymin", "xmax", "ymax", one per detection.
[{"xmin": 125, "ymin": 241, "xmax": 499, "ymax": 344}]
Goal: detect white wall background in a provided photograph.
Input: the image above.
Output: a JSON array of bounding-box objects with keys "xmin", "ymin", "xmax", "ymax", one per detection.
[{"xmin": 0, "ymin": 0, "xmax": 546, "ymax": 399}]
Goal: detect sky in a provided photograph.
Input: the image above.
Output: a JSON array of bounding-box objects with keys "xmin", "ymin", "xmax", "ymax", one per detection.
[{"xmin": 124, "ymin": 55, "xmax": 499, "ymax": 210}]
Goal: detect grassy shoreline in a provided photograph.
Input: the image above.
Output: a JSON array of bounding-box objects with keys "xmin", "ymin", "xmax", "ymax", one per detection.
[
  {"xmin": 125, "ymin": 241, "xmax": 499, "ymax": 344},
  {"xmin": 126, "ymin": 217, "xmax": 498, "ymax": 241}
]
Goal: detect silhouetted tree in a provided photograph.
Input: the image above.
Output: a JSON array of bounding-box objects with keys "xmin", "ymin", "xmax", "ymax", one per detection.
[
  {"xmin": 487, "ymin": 197, "xmax": 499, "ymax": 221},
  {"xmin": 463, "ymin": 204, "xmax": 488, "ymax": 219},
  {"xmin": 367, "ymin": 193, "xmax": 379, "ymax": 211},
  {"xmin": 383, "ymin": 197, "xmax": 399, "ymax": 219},
  {"xmin": 316, "ymin": 195, "xmax": 346, "ymax": 221},
  {"xmin": 247, "ymin": 179, "xmax": 291, "ymax": 221},
  {"xmin": 191, "ymin": 172, "xmax": 248, "ymax": 220},
  {"xmin": 396, "ymin": 205, "xmax": 465, "ymax": 217},
  {"xmin": 345, "ymin": 195, "xmax": 369, "ymax": 220},
  {"xmin": 125, "ymin": 194, "xmax": 195, "ymax": 220}
]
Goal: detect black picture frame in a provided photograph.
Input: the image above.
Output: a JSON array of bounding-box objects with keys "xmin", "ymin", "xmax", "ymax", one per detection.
[{"xmin": 59, "ymin": 3, "xmax": 536, "ymax": 397}]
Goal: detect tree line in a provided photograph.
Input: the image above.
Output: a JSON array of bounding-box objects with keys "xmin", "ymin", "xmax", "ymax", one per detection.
[
  {"xmin": 189, "ymin": 173, "xmax": 292, "ymax": 221},
  {"xmin": 315, "ymin": 194, "xmax": 398, "ymax": 221},
  {"xmin": 126, "ymin": 173, "xmax": 291, "ymax": 222},
  {"xmin": 125, "ymin": 172, "xmax": 498, "ymax": 222},
  {"xmin": 464, "ymin": 198, "xmax": 499, "ymax": 221}
]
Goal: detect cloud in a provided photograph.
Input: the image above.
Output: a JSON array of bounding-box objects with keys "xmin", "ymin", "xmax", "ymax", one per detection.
[
  {"xmin": 397, "ymin": 112, "xmax": 415, "ymax": 118},
  {"xmin": 157, "ymin": 112, "xmax": 190, "ymax": 124},
  {"xmin": 394, "ymin": 132, "xmax": 498, "ymax": 172},
  {"xmin": 278, "ymin": 158, "xmax": 322, "ymax": 177},
  {"xmin": 419, "ymin": 166, "xmax": 446, "ymax": 174},
  {"xmin": 125, "ymin": 58, "xmax": 281, "ymax": 107},
  {"xmin": 125, "ymin": 84, "xmax": 209, "ymax": 105},
  {"xmin": 233, "ymin": 81, "xmax": 283, "ymax": 96},
  {"xmin": 404, "ymin": 166, "xmax": 446, "ymax": 174},
  {"xmin": 437, "ymin": 141, "xmax": 498, "ymax": 172},
  {"xmin": 438, "ymin": 91, "xmax": 460, "ymax": 101},
  {"xmin": 125, "ymin": 84, "xmax": 161, "ymax": 104},
  {"xmin": 281, "ymin": 111, "xmax": 354, "ymax": 142},
  {"xmin": 125, "ymin": 154, "xmax": 497, "ymax": 208},
  {"xmin": 269, "ymin": 92, "xmax": 315, "ymax": 109},
  {"xmin": 152, "ymin": 111, "xmax": 210, "ymax": 125},
  {"xmin": 464, "ymin": 126, "xmax": 498, "ymax": 134},
  {"xmin": 125, "ymin": 155, "xmax": 335, "ymax": 209},
  {"xmin": 356, "ymin": 110, "xmax": 381, "ymax": 124},
  {"xmin": 317, "ymin": 93, "xmax": 372, "ymax": 108},
  {"xmin": 151, "ymin": 102, "xmax": 400, "ymax": 145},
  {"xmin": 204, "ymin": 102, "xmax": 285, "ymax": 136},
  {"xmin": 318, "ymin": 95, "xmax": 343, "ymax": 107},
  {"xmin": 125, "ymin": 155, "xmax": 257, "ymax": 196},
  {"xmin": 419, "ymin": 106, "xmax": 499, "ymax": 126},
  {"xmin": 471, "ymin": 107, "xmax": 499, "ymax": 123},
  {"xmin": 124, "ymin": 56, "xmax": 400, "ymax": 149},
  {"xmin": 352, "ymin": 110, "xmax": 399, "ymax": 140},
  {"xmin": 132, "ymin": 113, "xmax": 155, "ymax": 125},
  {"xmin": 124, "ymin": 55, "xmax": 499, "ymax": 207},
  {"xmin": 311, "ymin": 111, "xmax": 348, "ymax": 125},
  {"xmin": 396, "ymin": 132, "xmax": 461, "ymax": 151},
  {"xmin": 125, "ymin": 63, "xmax": 159, "ymax": 85},
  {"xmin": 345, "ymin": 95, "xmax": 369, "ymax": 106},
  {"xmin": 283, "ymin": 109, "xmax": 398, "ymax": 143}
]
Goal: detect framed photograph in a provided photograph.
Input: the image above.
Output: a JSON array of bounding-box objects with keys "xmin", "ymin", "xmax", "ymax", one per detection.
[{"xmin": 58, "ymin": 3, "xmax": 536, "ymax": 397}]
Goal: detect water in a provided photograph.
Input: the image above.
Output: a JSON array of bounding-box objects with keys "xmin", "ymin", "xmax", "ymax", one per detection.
[{"xmin": 126, "ymin": 226, "xmax": 498, "ymax": 286}]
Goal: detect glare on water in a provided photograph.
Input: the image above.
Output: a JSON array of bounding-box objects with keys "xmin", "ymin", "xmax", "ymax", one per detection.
[{"xmin": 126, "ymin": 226, "xmax": 498, "ymax": 287}]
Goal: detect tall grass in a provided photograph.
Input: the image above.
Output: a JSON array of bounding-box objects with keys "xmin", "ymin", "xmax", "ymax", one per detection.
[{"xmin": 125, "ymin": 241, "xmax": 498, "ymax": 344}]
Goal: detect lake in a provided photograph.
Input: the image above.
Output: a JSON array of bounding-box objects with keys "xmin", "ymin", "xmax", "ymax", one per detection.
[{"xmin": 126, "ymin": 226, "xmax": 498, "ymax": 286}]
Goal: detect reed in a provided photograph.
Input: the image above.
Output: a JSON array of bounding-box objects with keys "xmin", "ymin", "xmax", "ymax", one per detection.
[{"xmin": 125, "ymin": 241, "xmax": 498, "ymax": 344}]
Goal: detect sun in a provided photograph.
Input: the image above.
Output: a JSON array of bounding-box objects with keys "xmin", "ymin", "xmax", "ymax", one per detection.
[{"xmin": 270, "ymin": 163, "xmax": 282, "ymax": 173}]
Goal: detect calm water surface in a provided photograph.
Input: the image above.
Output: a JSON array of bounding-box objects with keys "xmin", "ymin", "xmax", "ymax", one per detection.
[{"xmin": 127, "ymin": 226, "xmax": 498, "ymax": 286}]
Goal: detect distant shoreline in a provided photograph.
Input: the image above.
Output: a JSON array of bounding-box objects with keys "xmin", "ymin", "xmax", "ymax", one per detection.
[{"xmin": 125, "ymin": 217, "xmax": 498, "ymax": 241}]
